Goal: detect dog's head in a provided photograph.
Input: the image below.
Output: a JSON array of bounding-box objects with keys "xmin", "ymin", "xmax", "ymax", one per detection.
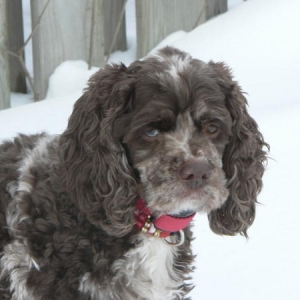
[{"xmin": 59, "ymin": 47, "xmax": 268, "ymax": 237}]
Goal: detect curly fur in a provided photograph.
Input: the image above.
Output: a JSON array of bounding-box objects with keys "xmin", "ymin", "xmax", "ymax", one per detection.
[
  {"xmin": 0, "ymin": 47, "xmax": 268, "ymax": 299},
  {"xmin": 207, "ymin": 62, "xmax": 268, "ymax": 236}
]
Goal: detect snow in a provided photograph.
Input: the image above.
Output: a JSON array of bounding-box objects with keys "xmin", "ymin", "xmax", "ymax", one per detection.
[
  {"xmin": 1, "ymin": 0, "xmax": 300, "ymax": 299},
  {"xmin": 45, "ymin": 61, "xmax": 98, "ymax": 99}
]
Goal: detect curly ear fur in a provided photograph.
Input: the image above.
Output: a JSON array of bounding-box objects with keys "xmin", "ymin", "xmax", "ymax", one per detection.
[
  {"xmin": 208, "ymin": 62, "xmax": 269, "ymax": 237},
  {"xmin": 59, "ymin": 64, "xmax": 137, "ymax": 237}
]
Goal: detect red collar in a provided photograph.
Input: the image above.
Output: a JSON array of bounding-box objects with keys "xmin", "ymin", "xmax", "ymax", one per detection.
[{"xmin": 134, "ymin": 198, "xmax": 195, "ymax": 238}]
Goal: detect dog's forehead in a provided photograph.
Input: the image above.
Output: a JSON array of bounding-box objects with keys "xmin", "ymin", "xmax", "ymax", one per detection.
[
  {"xmin": 132, "ymin": 53, "xmax": 227, "ymax": 115},
  {"xmin": 133, "ymin": 76, "xmax": 227, "ymax": 122}
]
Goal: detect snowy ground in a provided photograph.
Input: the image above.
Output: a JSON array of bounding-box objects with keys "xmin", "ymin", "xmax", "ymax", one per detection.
[{"xmin": 2, "ymin": 0, "xmax": 300, "ymax": 299}]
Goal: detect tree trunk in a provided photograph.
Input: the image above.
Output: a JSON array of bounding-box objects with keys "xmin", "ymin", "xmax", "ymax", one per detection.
[
  {"xmin": 7, "ymin": 0, "xmax": 27, "ymax": 93},
  {"xmin": 31, "ymin": 0, "xmax": 105, "ymax": 100},
  {"xmin": 206, "ymin": 0, "xmax": 228, "ymax": 20},
  {"xmin": 103, "ymin": 0, "xmax": 127, "ymax": 55},
  {"xmin": 136, "ymin": 0, "xmax": 206, "ymax": 58},
  {"xmin": 0, "ymin": 0, "xmax": 10, "ymax": 110}
]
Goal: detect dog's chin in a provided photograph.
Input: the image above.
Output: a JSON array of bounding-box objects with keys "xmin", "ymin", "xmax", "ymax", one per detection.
[
  {"xmin": 139, "ymin": 177, "xmax": 229, "ymax": 216},
  {"xmin": 143, "ymin": 185, "xmax": 229, "ymax": 217},
  {"xmin": 169, "ymin": 209, "xmax": 196, "ymax": 218}
]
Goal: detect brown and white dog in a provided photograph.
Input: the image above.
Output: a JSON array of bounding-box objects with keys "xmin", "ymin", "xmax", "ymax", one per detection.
[{"xmin": 0, "ymin": 47, "xmax": 268, "ymax": 299}]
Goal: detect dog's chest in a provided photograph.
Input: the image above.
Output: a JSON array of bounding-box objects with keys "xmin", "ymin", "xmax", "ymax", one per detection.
[{"xmin": 110, "ymin": 234, "xmax": 183, "ymax": 300}]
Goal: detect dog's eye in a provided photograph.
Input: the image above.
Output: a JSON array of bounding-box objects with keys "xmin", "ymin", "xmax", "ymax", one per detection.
[
  {"xmin": 204, "ymin": 123, "xmax": 219, "ymax": 135},
  {"xmin": 145, "ymin": 129, "xmax": 160, "ymax": 138}
]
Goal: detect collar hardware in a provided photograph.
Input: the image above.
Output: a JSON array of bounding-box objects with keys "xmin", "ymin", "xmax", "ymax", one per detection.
[
  {"xmin": 163, "ymin": 230, "xmax": 185, "ymax": 247},
  {"xmin": 135, "ymin": 198, "xmax": 195, "ymax": 240},
  {"xmin": 138, "ymin": 213, "xmax": 167, "ymax": 238}
]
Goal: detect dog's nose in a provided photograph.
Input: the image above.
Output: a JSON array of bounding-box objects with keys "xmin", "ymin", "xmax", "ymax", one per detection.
[{"xmin": 178, "ymin": 160, "xmax": 213, "ymax": 189}]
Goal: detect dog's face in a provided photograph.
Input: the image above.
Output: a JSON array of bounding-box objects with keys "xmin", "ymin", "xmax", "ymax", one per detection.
[
  {"xmin": 115, "ymin": 51, "xmax": 233, "ymax": 217},
  {"xmin": 62, "ymin": 46, "xmax": 267, "ymax": 236}
]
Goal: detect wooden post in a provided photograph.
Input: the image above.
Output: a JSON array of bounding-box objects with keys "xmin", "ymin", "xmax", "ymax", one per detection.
[
  {"xmin": 0, "ymin": 0, "xmax": 10, "ymax": 110},
  {"xmin": 103, "ymin": 0, "xmax": 127, "ymax": 55},
  {"xmin": 206, "ymin": 0, "xmax": 228, "ymax": 20},
  {"xmin": 31, "ymin": 0, "xmax": 105, "ymax": 101},
  {"xmin": 7, "ymin": 0, "xmax": 27, "ymax": 93},
  {"xmin": 136, "ymin": 0, "xmax": 206, "ymax": 58}
]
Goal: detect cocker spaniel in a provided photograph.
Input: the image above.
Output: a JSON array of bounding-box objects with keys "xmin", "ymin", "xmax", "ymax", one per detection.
[{"xmin": 0, "ymin": 47, "xmax": 268, "ymax": 300}]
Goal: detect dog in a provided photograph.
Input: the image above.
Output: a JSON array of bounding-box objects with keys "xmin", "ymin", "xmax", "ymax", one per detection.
[{"xmin": 0, "ymin": 47, "xmax": 268, "ymax": 300}]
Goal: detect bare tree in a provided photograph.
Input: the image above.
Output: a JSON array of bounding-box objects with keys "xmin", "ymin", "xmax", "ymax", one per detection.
[
  {"xmin": 6, "ymin": 0, "xmax": 51, "ymax": 101},
  {"xmin": 0, "ymin": 0, "xmax": 10, "ymax": 110},
  {"xmin": 31, "ymin": 0, "xmax": 105, "ymax": 100},
  {"xmin": 7, "ymin": 0, "xmax": 27, "ymax": 93},
  {"xmin": 104, "ymin": 0, "xmax": 127, "ymax": 63},
  {"xmin": 136, "ymin": 0, "xmax": 207, "ymax": 58},
  {"xmin": 206, "ymin": 0, "xmax": 228, "ymax": 20}
]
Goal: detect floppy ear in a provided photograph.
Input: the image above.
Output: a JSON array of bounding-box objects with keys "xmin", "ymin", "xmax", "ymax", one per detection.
[
  {"xmin": 59, "ymin": 64, "xmax": 137, "ymax": 237},
  {"xmin": 208, "ymin": 62, "xmax": 269, "ymax": 237}
]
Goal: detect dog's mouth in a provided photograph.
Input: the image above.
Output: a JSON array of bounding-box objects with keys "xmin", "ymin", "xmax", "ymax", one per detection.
[{"xmin": 169, "ymin": 209, "xmax": 195, "ymax": 218}]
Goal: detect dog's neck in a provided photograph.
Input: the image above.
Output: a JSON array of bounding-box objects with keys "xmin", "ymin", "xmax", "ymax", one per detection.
[{"xmin": 134, "ymin": 198, "xmax": 195, "ymax": 239}]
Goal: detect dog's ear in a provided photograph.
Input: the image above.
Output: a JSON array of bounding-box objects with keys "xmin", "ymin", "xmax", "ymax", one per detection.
[
  {"xmin": 59, "ymin": 64, "xmax": 136, "ymax": 237},
  {"xmin": 208, "ymin": 62, "xmax": 269, "ymax": 237}
]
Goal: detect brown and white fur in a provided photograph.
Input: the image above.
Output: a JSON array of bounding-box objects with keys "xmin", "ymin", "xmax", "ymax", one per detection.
[{"xmin": 0, "ymin": 47, "xmax": 268, "ymax": 300}]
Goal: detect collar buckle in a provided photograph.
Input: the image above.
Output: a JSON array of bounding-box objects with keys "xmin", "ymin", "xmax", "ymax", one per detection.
[
  {"xmin": 141, "ymin": 216, "xmax": 165, "ymax": 238},
  {"xmin": 135, "ymin": 197, "xmax": 195, "ymax": 241}
]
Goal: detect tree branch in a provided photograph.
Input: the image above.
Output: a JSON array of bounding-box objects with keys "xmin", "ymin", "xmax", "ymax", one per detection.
[
  {"xmin": 105, "ymin": 0, "xmax": 127, "ymax": 63},
  {"xmin": 18, "ymin": 0, "xmax": 51, "ymax": 56},
  {"xmin": 8, "ymin": 50, "xmax": 35, "ymax": 97},
  {"xmin": 88, "ymin": 0, "xmax": 96, "ymax": 70},
  {"xmin": 5, "ymin": 0, "xmax": 51, "ymax": 100}
]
